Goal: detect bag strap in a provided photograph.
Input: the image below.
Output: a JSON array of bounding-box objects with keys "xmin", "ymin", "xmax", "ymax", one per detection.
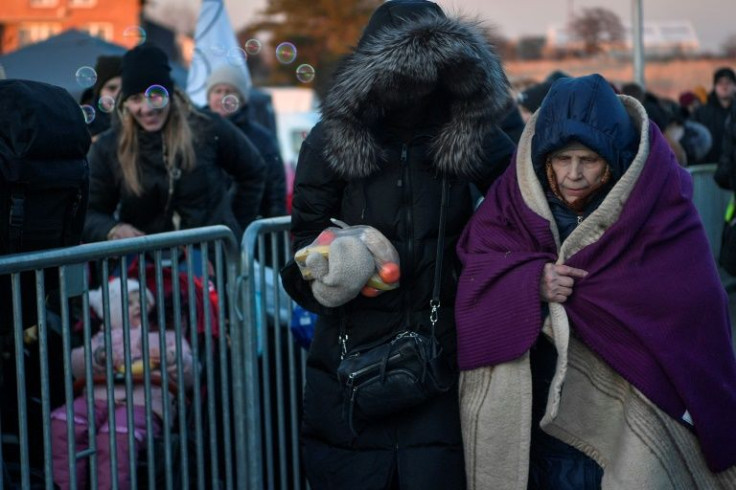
[
  {"xmin": 338, "ymin": 175, "xmax": 448, "ymax": 358},
  {"xmin": 162, "ymin": 138, "xmax": 181, "ymax": 227},
  {"xmin": 429, "ymin": 175, "xmax": 448, "ymax": 354}
]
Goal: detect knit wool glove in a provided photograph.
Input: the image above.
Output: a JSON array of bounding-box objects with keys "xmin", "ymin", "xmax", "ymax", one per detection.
[{"xmin": 307, "ymin": 235, "xmax": 375, "ymax": 308}]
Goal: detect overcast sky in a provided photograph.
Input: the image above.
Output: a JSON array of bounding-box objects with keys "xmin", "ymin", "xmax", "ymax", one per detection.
[{"xmin": 178, "ymin": 0, "xmax": 734, "ymax": 53}]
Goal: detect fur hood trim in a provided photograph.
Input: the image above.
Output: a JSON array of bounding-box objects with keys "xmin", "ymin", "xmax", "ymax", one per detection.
[{"xmin": 322, "ymin": 14, "xmax": 512, "ymax": 179}]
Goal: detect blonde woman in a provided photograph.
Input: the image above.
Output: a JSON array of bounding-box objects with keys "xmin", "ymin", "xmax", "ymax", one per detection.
[{"xmin": 83, "ymin": 44, "xmax": 265, "ymax": 243}]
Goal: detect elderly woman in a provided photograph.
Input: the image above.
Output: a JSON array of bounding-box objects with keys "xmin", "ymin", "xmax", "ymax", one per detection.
[{"xmin": 455, "ymin": 74, "xmax": 736, "ymax": 489}]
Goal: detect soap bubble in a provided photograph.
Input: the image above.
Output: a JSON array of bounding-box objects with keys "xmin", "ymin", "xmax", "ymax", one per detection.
[
  {"xmin": 80, "ymin": 105, "xmax": 96, "ymax": 124},
  {"xmin": 245, "ymin": 39, "xmax": 262, "ymax": 55},
  {"xmin": 221, "ymin": 94, "xmax": 240, "ymax": 113},
  {"xmin": 226, "ymin": 47, "xmax": 247, "ymax": 67},
  {"xmin": 296, "ymin": 64, "xmax": 315, "ymax": 83},
  {"xmin": 75, "ymin": 66, "xmax": 97, "ymax": 89},
  {"xmin": 97, "ymin": 95, "xmax": 115, "ymax": 113},
  {"xmin": 275, "ymin": 42, "xmax": 297, "ymax": 64},
  {"xmin": 145, "ymin": 85, "xmax": 169, "ymax": 109},
  {"xmin": 122, "ymin": 26, "xmax": 146, "ymax": 46}
]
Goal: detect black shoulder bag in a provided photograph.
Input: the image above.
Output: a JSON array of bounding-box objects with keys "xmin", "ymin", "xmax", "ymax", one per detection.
[{"xmin": 336, "ymin": 176, "xmax": 455, "ymax": 434}]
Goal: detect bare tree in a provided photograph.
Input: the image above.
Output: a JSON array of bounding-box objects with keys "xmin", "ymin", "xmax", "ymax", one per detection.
[
  {"xmin": 568, "ymin": 7, "xmax": 624, "ymax": 55},
  {"xmin": 723, "ymin": 34, "xmax": 736, "ymax": 58}
]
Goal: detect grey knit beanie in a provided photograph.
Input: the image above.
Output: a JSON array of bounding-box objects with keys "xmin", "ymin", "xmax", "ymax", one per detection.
[{"xmin": 206, "ymin": 65, "xmax": 251, "ymax": 103}]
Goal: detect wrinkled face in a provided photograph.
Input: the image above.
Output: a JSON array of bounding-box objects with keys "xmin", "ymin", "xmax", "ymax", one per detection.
[
  {"xmin": 549, "ymin": 147, "xmax": 608, "ymax": 204},
  {"xmin": 99, "ymin": 76, "xmax": 122, "ymax": 100},
  {"xmin": 714, "ymin": 77, "xmax": 736, "ymax": 104},
  {"xmin": 207, "ymin": 83, "xmax": 241, "ymax": 117},
  {"xmin": 123, "ymin": 92, "xmax": 171, "ymax": 132}
]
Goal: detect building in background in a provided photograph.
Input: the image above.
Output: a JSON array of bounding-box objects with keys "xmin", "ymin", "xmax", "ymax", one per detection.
[
  {"xmin": 545, "ymin": 20, "xmax": 700, "ymax": 58},
  {"xmin": 0, "ymin": 0, "xmax": 141, "ymax": 55}
]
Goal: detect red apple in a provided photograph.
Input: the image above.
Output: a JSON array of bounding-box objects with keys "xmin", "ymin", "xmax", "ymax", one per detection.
[
  {"xmin": 316, "ymin": 229, "xmax": 336, "ymax": 245},
  {"xmin": 360, "ymin": 285, "xmax": 382, "ymax": 297}
]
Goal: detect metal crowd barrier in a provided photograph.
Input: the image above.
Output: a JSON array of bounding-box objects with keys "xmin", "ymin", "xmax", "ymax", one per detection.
[
  {"xmin": 0, "ymin": 226, "xmax": 249, "ymax": 490},
  {"xmin": 239, "ymin": 216, "xmax": 308, "ymax": 490},
  {"xmin": 687, "ymin": 164, "xmax": 731, "ymax": 261},
  {"xmin": 1, "ymin": 165, "xmax": 727, "ymax": 490}
]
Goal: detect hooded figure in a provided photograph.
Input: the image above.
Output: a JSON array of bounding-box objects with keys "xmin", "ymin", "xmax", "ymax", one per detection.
[
  {"xmin": 280, "ymin": 1, "xmax": 515, "ymax": 488},
  {"xmin": 455, "ymin": 74, "xmax": 736, "ymax": 488}
]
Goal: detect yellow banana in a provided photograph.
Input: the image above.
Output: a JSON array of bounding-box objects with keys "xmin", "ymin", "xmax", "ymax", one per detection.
[
  {"xmin": 294, "ymin": 244, "xmax": 331, "ymax": 280},
  {"xmin": 294, "ymin": 244, "xmax": 330, "ymax": 266},
  {"xmin": 117, "ymin": 359, "xmax": 155, "ymax": 375}
]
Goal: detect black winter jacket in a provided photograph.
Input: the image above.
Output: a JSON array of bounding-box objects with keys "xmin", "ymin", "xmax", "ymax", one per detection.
[
  {"xmin": 227, "ymin": 107, "xmax": 286, "ymax": 219},
  {"xmin": 692, "ymin": 92, "xmax": 734, "ymax": 164},
  {"xmin": 714, "ymin": 107, "xmax": 736, "ymax": 192},
  {"xmin": 83, "ymin": 110, "xmax": 265, "ymax": 242},
  {"xmin": 280, "ymin": 4, "xmax": 515, "ymax": 488}
]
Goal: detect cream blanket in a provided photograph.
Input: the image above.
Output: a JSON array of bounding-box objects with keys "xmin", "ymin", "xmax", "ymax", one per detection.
[{"xmin": 459, "ymin": 97, "xmax": 736, "ymax": 490}]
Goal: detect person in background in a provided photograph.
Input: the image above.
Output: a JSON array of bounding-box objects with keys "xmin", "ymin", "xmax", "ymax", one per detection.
[
  {"xmin": 622, "ymin": 83, "xmax": 690, "ymax": 165},
  {"xmin": 713, "ymin": 94, "xmax": 736, "ymax": 211},
  {"xmin": 693, "ymin": 84, "xmax": 709, "ymax": 105},
  {"xmin": 82, "ymin": 44, "xmax": 266, "ymax": 243},
  {"xmin": 517, "ymin": 80, "xmax": 554, "ymax": 123},
  {"xmin": 206, "ymin": 65, "xmax": 286, "ymax": 220},
  {"xmin": 516, "ymin": 72, "xmax": 570, "ymax": 123},
  {"xmin": 679, "ymin": 90, "xmax": 702, "ymax": 117},
  {"xmin": 692, "ymin": 67, "xmax": 736, "ymax": 164},
  {"xmin": 499, "ymin": 103, "xmax": 525, "ymax": 145},
  {"xmin": 79, "ymin": 55, "xmax": 122, "ymax": 140},
  {"xmin": 455, "ymin": 74, "xmax": 736, "ymax": 488},
  {"xmin": 280, "ymin": 1, "xmax": 515, "ymax": 488}
]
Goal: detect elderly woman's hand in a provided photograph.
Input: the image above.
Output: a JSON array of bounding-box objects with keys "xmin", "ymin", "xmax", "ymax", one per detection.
[{"xmin": 540, "ymin": 263, "xmax": 588, "ymax": 303}]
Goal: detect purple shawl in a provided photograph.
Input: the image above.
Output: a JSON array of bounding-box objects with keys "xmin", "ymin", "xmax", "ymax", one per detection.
[{"xmin": 455, "ymin": 122, "xmax": 736, "ymax": 472}]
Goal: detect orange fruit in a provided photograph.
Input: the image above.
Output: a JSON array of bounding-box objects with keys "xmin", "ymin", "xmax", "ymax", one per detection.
[
  {"xmin": 378, "ymin": 262, "xmax": 400, "ymax": 284},
  {"xmin": 361, "ymin": 285, "xmax": 382, "ymax": 297}
]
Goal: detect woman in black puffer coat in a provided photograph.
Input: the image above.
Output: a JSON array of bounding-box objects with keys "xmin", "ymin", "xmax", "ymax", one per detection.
[
  {"xmin": 280, "ymin": 2, "xmax": 515, "ymax": 488},
  {"xmin": 83, "ymin": 44, "xmax": 265, "ymax": 243}
]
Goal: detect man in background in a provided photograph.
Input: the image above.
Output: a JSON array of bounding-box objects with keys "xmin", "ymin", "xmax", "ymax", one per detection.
[
  {"xmin": 206, "ymin": 65, "xmax": 286, "ymax": 220},
  {"xmin": 692, "ymin": 67, "xmax": 736, "ymax": 164}
]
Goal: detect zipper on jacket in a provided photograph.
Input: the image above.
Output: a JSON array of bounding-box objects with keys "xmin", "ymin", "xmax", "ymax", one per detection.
[{"xmin": 401, "ymin": 143, "xmax": 413, "ymax": 329}]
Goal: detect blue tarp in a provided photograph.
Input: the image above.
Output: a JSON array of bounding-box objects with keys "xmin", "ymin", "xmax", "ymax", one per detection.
[{"xmin": 0, "ymin": 29, "xmax": 187, "ymax": 102}]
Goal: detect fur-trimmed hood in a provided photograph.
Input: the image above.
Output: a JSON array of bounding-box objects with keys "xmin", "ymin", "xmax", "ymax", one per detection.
[{"xmin": 321, "ymin": 5, "xmax": 512, "ymax": 179}]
